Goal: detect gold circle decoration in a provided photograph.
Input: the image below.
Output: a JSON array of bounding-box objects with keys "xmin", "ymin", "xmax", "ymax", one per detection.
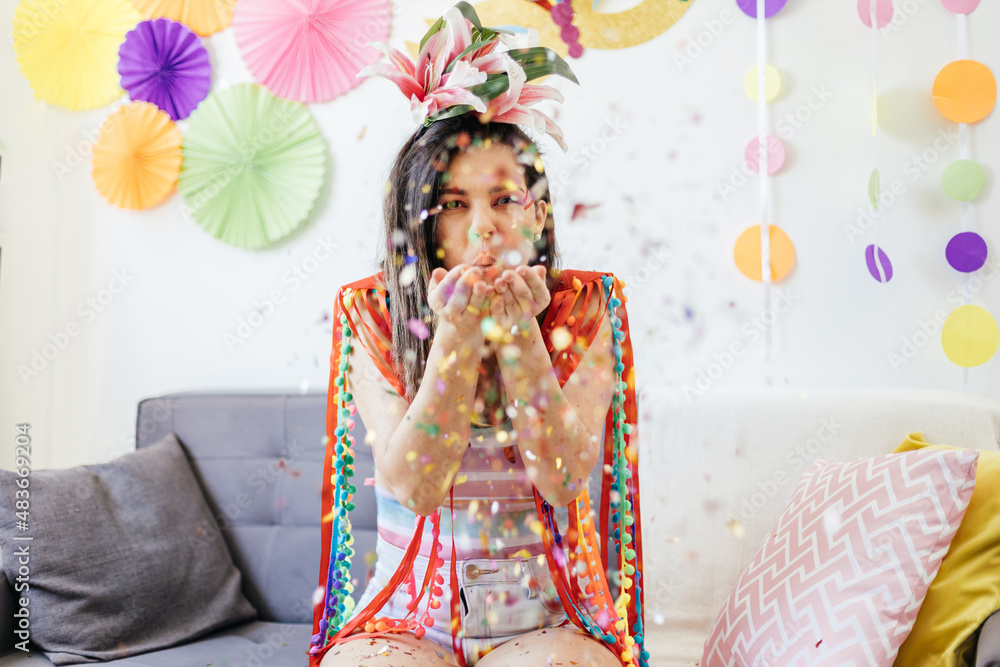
[{"xmin": 471, "ymin": 0, "xmax": 692, "ymax": 52}]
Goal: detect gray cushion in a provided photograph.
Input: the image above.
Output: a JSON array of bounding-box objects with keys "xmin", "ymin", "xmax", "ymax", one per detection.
[
  {"xmin": 0, "ymin": 433, "xmax": 257, "ymax": 665},
  {"xmin": 131, "ymin": 394, "xmax": 379, "ymax": 625}
]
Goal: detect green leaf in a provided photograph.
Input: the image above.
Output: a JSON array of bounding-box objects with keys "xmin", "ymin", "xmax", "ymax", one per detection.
[
  {"xmin": 507, "ymin": 47, "xmax": 580, "ymax": 85},
  {"xmin": 868, "ymin": 168, "xmax": 880, "ymax": 209},
  {"xmin": 418, "ymin": 3, "xmax": 513, "ymax": 54},
  {"xmin": 467, "ymin": 73, "xmax": 510, "ymax": 102},
  {"xmin": 418, "ymin": 17, "xmax": 445, "ymax": 53},
  {"xmin": 426, "ymin": 104, "xmax": 477, "ymax": 123},
  {"xmin": 453, "ymin": 2, "xmax": 483, "ymax": 30}
]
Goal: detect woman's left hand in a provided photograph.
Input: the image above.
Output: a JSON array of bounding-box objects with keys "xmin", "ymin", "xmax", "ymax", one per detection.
[{"xmin": 489, "ymin": 265, "xmax": 550, "ymax": 334}]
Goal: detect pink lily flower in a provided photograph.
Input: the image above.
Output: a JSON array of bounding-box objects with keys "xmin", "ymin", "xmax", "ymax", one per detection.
[{"xmin": 357, "ymin": 7, "xmax": 571, "ymax": 151}]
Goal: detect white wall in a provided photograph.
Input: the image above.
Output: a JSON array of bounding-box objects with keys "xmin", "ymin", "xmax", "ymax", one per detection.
[{"xmin": 2, "ymin": 0, "xmax": 998, "ymax": 471}]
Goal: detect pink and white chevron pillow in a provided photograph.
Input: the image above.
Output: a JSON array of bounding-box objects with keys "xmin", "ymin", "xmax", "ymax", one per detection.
[{"xmin": 702, "ymin": 448, "xmax": 979, "ymax": 667}]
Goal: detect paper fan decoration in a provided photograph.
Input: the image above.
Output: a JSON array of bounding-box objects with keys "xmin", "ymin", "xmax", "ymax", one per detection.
[
  {"xmin": 232, "ymin": 0, "xmax": 391, "ymax": 103},
  {"xmin": 131, "ymin": 0, "xmax": 232, "ymax": 37},
  {"xmin": 12, "ymin": 0, "xmax": 141, "ymax": 110},
  {"xmin": 178, "ymin": 84, "xmax": 327, "ymax": 249},
  {"xmin": 92, "ymin": 101, "xmax": 182, "ymax": 210},
  {"xmin": 118, "ymin": 19, "xmax": 211, "ymax": 121}
]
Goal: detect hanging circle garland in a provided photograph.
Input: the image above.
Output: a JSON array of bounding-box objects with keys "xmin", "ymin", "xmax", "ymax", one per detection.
[
  {"xmin": 735, "ymin": 0, "xmax": 788, "ymax": 18},
  {"xmin": 92, "ymin": 101, "xmax": 182, "ymax": 210},
  {"xmin": 734, "ymin": 225, "xmax": 796, "ymax": 282},
  {"xmin": 941, "ymin": 159, "xmax": 986, "ymax": 201},
  {"xmin": 11, "ymin": 0, "xmax": 141, "ymax": 110},
  {"xmin": 743, "ymin": 65, "xmax": 782, "ymax": 103},
  {"xmin": 945, "ymin": 231, "xmax": 988, "ymax": 273},
  {"xmin": 178, "ymin": 83, "xmax": 327, "ymax": 250},
  {"xmin": 232, "ymin": 0, "xmax": 393, "ymax": 104},
  {"xmin": 857, "ymin": 0, "xmax": 893, "ymax": 28},
  {"xmin": 118, "ymin": 18, "xmax": 211, "ymax": 121},
  {"xmin": 865, "ymin": 244, "xmax": 893, "ymax": 283},
  {"xmin": 941, "ymin": 0, "xmax": 981, "ymax": 13},
  {"xmin": 941, "ymin": 305, "xmax": 999, "ymax": 367},
  {"xmin": 932, "ymin": 59, "xmax": 997, "ymax": 124},
  {"xmin": 744, "ymin": 135, "xmax": 786, "ymax": 175}
]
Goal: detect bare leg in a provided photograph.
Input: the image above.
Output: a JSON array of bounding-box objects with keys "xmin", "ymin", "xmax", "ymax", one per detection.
[
  {"xmin": 475, "ymin": 626, "xmax": 621, "ymax": 667},
  {"xmin": 318, "ymin": 631, "xmax": 460, "ymax": 667}
]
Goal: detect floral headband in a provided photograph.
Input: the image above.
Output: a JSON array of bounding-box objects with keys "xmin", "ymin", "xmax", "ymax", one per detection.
[{"xmin": 357, "ymin": 1, "xmax": 579, "ymax": 152}]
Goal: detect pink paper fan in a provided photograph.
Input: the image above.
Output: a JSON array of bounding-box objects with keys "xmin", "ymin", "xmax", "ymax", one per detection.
[{"xmin": 232, "ymin": 0, "xmax": 391, "ymax": 104}]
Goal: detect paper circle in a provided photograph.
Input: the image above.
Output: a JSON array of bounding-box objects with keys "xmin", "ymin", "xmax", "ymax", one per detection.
[
  {"xmin": 941, "ymin": 305, "xmax": 999, "ymax": 367},
  {"xmin": 858, "ymin": 0, "xmax": 893, "ymax": 27},
  {"xmin": 868, "ymin": 168, "xmax": 881, "ymax": 209},
  {"xmin": 734, "ymin": 224, "xmax": 795, "ymax": 282},
  {"xmin": 131, "ymin": 0, "xmax": 232, "ymax": 37},
  {"xmin": 941, "ymin": 159, "xmax": 986, "ymax": 201},
  {"xmin": 865, "ymin": 244, "xmax": 893, "ymax": 282},
  {"xmin": 941, "ymin": 0, "xmax": 980, "ymax": 13},
  {"xmin": 92, "ymin": 101, "xmax": 182, "ymax": 210},
  {"xmin": 118, "ymin": 19, "xmax": 211, "ymax": 121},
  {"xmin": 11, "ymin": 0, "xmax": 141, "ymax": 110},
  {"xmin": 744, "ymin": 66, "xmax": 781, "ymax": 103},
  {"xmin": 178, "ymin": 83, "xmax": 327, "ymax": 249},
  {"xmin": 736, "ymin": 0, "xmax": 788, "ymax": 18},
  {"xmin": 946, "ymin": 232, "xmax": 988, "ymax": 273},
  {"xmin": 933, "ymin": 60, "xmax": 997, "ymax": 124},
  {"xmin": 744, "ymin": 135, "xmax": 786, "ymax": 175},
  {"xmin": 233, "ymin": 0, "xmax": 392, "ymax": 104}
]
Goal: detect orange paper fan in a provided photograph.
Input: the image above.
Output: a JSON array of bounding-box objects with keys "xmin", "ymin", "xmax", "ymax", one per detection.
[
  {"xmin": 92, "ymin": 101, "xmax": 182, "ymax": 209},
  {"xmin": 131, "ymin": 0, "xmax": 232, "ymax": 37}
]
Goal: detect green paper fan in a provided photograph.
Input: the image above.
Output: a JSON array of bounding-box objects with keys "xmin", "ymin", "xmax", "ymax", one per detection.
[{"xmin": 178, "ymin": 83, "xmax": 326, "ymax": 249}]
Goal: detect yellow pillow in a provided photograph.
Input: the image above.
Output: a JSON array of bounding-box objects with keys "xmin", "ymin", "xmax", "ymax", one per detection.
[{"xmin": 892, "ymin": 432, "xmax": 1000, "ymax": 667}]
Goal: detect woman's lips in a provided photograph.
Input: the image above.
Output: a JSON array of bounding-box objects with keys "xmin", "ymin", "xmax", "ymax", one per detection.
[
  {"xmin": 474, "ymin": 253, "xmax": 496, "ymax": 267},
  {"xmin": 473, "ymin": 255, "xmax": 499, "ymax": 280}
]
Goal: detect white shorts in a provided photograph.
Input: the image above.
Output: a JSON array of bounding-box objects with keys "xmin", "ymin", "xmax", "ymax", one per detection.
[{"xmin": 349, "ymin": 534, "xmax": 570, "ymax": 665}]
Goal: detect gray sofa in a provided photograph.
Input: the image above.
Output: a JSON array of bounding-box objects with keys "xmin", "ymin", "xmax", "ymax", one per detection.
[
  {"xmin": 2, "ymin": 390, "xmax": 999, "ymax": 666},
  {"xmin": 0, "ymin": 391, "xmax": 378, "ymax": 667}
]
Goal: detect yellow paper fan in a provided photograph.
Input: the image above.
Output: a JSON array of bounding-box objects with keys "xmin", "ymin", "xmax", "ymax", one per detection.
[
  {"xmin": 131, "ymin": 0, "xmax": 233, "ymax": 37},
  {"xmin": 92, "ymin": 101, "xmax": 182, "ymax": 210},
  {"xmin": 12, "ymin": 0, "xmax": 140, "ymax": 110}
]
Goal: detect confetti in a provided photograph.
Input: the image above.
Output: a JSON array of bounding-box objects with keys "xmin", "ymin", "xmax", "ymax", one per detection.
[
  {"xmin": 500, "ymin": 344, "xmax": 521, "ymax": 363},
  {"xmin": 416, "ymin": 422, "xmax": 440, "ymax": 437},
  {"xmin": 399, "ymin": 264, "xmax": 416, "ymax": 287},
  {"xmin": 551, "ymin": 326, "xmax": 572, "ymax": 351},
  {"xmin": 407, "ymin": 318, "xmax": 430, "ymax": 339}
]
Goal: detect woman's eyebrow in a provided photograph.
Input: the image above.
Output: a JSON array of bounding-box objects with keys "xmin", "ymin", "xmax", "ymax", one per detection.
[{"xmin": 440, "ymin": 184, "xmax": 524, "ymax": 195}]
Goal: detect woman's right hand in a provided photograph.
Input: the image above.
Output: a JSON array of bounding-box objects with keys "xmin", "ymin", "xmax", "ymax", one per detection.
[{"xmin": 427, "ymin": 265, "xmax": 492, "ymax": 339}]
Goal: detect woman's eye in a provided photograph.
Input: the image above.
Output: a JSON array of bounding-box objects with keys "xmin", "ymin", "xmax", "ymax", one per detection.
[
  {"xmin": 441, "ymin": 200, "xmax": 463, "ymax": 210},
  {"xmin": 496, "ymin": 196, "xmax": 514, "ymax": 205}
]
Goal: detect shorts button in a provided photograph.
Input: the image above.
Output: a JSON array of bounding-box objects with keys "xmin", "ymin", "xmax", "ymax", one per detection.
[{"xmin": 465, "ymin": 564, "xmax": 480, "ymax": 580}]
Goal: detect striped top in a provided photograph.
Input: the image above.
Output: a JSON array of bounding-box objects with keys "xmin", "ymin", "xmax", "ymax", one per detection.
[{"xmin": 375, "ymin": 421, "xmax": 556, "ymax": 561}]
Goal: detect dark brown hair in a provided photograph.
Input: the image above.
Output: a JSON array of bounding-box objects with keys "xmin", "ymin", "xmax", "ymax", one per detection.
[{"xmin": 380, "ymin": 112, "xmax": 558, "ymax": 400}]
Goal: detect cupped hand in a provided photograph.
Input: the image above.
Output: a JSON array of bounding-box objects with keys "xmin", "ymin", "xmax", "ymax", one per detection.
[
  {"xmin": 488, "ymin": 265, "xmax": 550, "ymax": 335},
  {"xmin": 427, "ymin": 265, "xmax": 494, "ymax": 338}
]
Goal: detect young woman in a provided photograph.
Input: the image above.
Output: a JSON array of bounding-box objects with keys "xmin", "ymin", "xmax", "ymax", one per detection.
[{"xmin": 309, "ymin": 6, "xmax": 645, "ymax": 667}]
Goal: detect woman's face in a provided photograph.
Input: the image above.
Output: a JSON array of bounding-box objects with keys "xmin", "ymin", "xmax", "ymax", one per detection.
[{"xmin": 434, "ymin": 144, "xmax": 547, "ymax": 283}]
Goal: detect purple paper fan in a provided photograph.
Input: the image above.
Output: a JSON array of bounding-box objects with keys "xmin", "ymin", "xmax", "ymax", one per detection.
[{"xmin": 118, "ymin": 18, "xmax": 211, "ymax": 121}]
